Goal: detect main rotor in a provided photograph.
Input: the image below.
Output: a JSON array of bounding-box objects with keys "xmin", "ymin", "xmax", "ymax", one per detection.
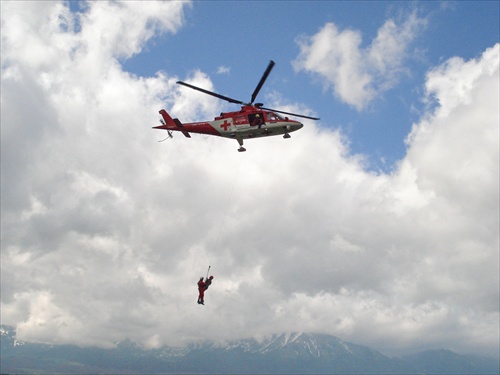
[{"xmin": 176, "ymin": 60, "xmax": 320, "ymax": 121}]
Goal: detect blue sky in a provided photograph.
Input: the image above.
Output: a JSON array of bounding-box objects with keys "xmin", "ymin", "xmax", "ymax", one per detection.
[
  {"xmin": 122, "ymin": 1, "xmax": 498, "ymax": 170},
  {"xmin": 1, "ymin": 0, "xmax": 499, "ymax": 360}
]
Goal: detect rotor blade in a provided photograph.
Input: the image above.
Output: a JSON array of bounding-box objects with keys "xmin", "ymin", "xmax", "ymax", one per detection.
[
  {"xmin": 250, "ymin": 60, "xmax": 275, "ymax": 104},
  {"xmin": 177, "ymin": 81, "xmax": 244, "ymax": 105},
  {"xmin": 261, "ymin": 106, "xmax": 320, "ymax": 121}
]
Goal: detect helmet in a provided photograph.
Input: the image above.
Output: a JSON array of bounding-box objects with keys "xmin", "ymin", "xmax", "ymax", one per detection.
[
  {"xmin": 209, "ymin": 276, "xmax": 214, "ymax": 279},
  {"xmin": 200, "ymin": 277, "xmax": 204, "ymax": 280},
  {"xmin": 255, "ymin": 114, "xmax": 260, "ymax": 117}
]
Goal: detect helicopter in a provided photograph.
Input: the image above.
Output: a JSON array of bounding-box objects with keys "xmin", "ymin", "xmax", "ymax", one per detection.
[{"xmin": 153, "ymin": 60, "xmax": 319, "ymax": 152}]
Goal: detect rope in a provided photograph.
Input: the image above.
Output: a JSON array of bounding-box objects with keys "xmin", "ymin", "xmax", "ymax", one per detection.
[
  {"xmin": 211, "ymin": 155, "xmax": 243, "ymax": 257},
  {"xmin": 194, "ymin": 156, "xmax": 242, "ymax": 279}
]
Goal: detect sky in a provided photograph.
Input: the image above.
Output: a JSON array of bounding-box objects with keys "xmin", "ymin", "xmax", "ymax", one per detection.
[{"xmin": 1, "ymin": 0, "xmax": 499, "ymax": 360}]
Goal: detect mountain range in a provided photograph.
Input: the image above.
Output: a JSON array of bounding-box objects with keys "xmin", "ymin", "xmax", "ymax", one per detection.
[{"xmin": 1, "ymin": 325, "xmax": 498, "ymax": 374}]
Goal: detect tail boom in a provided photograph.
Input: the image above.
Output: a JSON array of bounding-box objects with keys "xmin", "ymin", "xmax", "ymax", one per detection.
[{"xmin": 153, "ymin": 109, "xmax": 222, "ymax": 138}]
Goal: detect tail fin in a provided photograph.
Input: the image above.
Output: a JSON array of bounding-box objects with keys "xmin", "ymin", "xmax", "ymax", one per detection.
[{"xmin": 153, "ymin": 110, "xmax": 191, "ymax": 138}]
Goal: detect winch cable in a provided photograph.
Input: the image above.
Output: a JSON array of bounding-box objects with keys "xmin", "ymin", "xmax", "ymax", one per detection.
[{"xmin": 210, "ymin": 155, "xmax": 243, "ymax": 264}]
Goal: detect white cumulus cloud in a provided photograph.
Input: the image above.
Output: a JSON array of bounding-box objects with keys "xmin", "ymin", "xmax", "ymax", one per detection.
[
  {"xmin": 1, "ymin": 1, "xmax": 498, "ymax": 360},
  {"xmin": 293, "ymin": 10, "xmax": 427, "ymax": 110}
]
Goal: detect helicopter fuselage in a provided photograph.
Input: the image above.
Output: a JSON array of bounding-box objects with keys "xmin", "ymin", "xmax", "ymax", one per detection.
[{"xmin": 154, "ymin": 105, "xmax": 303, "ymax": 151}]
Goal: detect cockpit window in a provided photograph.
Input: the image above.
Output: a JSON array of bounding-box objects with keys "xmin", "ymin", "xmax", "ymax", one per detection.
[{"xmin": 266, "ymin": 112, "xmax": 284, "ymax": 122}]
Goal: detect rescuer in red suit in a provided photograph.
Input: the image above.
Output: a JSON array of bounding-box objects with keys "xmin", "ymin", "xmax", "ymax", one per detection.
[
  {"xmin": 197, "ymin": 276, "xmax": 214, "ymax": 305},
  {"xmin": 197, "ymin": 277, "xmax": 206, "ymax": 305}
]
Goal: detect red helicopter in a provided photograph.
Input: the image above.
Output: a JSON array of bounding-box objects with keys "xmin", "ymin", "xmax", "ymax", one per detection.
[{"xmin": 153, "ymin": 60, "xmax": 319, "ymax": 152}]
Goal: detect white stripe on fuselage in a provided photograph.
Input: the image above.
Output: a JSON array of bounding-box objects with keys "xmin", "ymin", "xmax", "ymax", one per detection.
[{"xmin": 211, "ymin": 118, "xmax": 302, "ymax": 140}]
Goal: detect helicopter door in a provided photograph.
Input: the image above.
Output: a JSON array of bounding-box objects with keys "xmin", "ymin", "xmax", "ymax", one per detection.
[{"xmin": 249, "ymin": 113, "xmax": 265, "ymax": 127}]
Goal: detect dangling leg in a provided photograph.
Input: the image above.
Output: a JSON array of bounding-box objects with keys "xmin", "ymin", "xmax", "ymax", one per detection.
[{"xmin": 198, "ymin": 289, "xmax": 205, "ymax": 305}]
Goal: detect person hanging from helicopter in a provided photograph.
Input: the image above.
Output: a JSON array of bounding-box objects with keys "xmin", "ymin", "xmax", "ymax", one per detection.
[{"xmin": 197, "ymin": 275, "xmax": 214, "ymax": 305}]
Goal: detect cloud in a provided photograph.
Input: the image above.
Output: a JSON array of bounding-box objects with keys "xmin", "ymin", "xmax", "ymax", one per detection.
[
  {"xmin": 1, "ymin": 1, "xmax": 498, "ymax": 360},
  {"xmin": 171, "ymin": 70, "xmax": 224, "ymax": 122},
  {"xmin": 293, "ymin": 10, "xmax": 427, "ymax": 110},
  {"xmin": 217, "ymin": 66, "xmax": 231, "ymax": 75}
]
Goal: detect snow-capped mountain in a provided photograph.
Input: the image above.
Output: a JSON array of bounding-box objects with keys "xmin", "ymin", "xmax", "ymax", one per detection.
[{"xmin": 1, "ymin": 325, "xmax": 498, "ymax": 374}]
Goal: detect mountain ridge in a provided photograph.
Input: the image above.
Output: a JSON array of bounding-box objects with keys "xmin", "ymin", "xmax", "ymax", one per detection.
[{"xmin": 1, "ymin": 325, "xmax": 498, "ymax": 374}]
